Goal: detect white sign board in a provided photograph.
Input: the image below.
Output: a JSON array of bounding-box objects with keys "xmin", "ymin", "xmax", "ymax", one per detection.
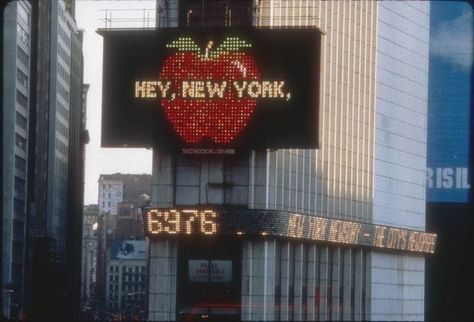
[{"xmin": 188, "ymin": 260, "xmax": 232, "ymax": 283}]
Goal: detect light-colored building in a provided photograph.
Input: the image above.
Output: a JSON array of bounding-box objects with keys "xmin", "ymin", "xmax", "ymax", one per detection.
[
  {"xmin": 95, "ymin": 173, "xmax": 151, "ymax": 309},
  {"xmin": 98, "ymin": 179, "xmax": 123, "ymax": 215},
  {"xmin": 145, "ymin": 1, "xmax": 432, "ymax": 321},
  {"xmin": 106, "ymin": 240, "xmax": 147, "ymax": 318}
]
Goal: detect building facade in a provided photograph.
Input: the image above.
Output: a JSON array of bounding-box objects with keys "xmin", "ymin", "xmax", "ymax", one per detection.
[
  {"xmin": 2, "ymin": 0, "xmax": 86, "ymax": 319},
  {"xmin": 2, "ymin": 1, "xmax": 33, "ymax": 318},
  {"xmin": 98, "ymin": 173, "xmax": 152, "ymax": 216},
  {"xmin": 146, "ymin": 1, "xmax": 432, "ymax": 321},
  {"xmin": 95, "ymin": 173, "xmax": 151, "ymax": 311},
  {"xmin": 106, "ymin": 240, "xmax": 147, "ymax": 319}
]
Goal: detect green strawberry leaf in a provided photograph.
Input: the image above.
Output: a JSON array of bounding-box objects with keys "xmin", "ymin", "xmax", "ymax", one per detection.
[
  {"xmin": 210, "ymin": 37, "xmax": 252, "ymax": 59},
  {"xmin": 166, "ymin": 37, "xmax": 200, "ymax": 52},
  {"xmin": 166, "ymin": 37, "xmax": 252, "ymax": 59}
]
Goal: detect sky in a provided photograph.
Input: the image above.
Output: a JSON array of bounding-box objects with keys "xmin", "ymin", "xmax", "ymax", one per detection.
[{"xmin": 76, "ymin": 1, "xmax": 156, "ymax": 205}]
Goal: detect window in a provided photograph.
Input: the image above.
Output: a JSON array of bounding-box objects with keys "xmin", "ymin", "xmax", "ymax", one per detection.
[
  {"xmin": 16, "ymin": 112, "xmax": 27, "ymax": 130},
  {"xmin": 13, "ymin": 219, "xmax": 25, "ymax": 238},
  {"xmin": 15, "ymin": 155, "xmax": 26, "ymax": 173},
  {"xmin": 55, "ymin": 138, "xmax": 68, "ymax": 156},
  {"xmin": 57, "ymin": 62, "xmax": 69, "ymax": 83},
  {"xmin": 17, "ymin": 68, "xmax": 28, "ymax": 88},
  {"xmin": 13, "ymin": 198, "xmax": 25, "ymax": 213},
  {"xmin": 57, "ymin": 100, "xmax": 69, "ymax": 120},
  {"xmin": 14, "ymin": 176, "xmax": 26, "ymax": 195},
  {"xmin": 56, "ymin": 119, "xmax": 68, "ymax": 138},
  {"xmin": 12, "ymin": 241, "xmax": 24, "ymax": 260},
  {"xmin": 17, "ymin": 46, "xmax": 28, "ymax": 67},
  {"xmin": 15, "ymin": 133, "xmax": 27, "ymax": 151},
  {"xmin": 16, "ymin": 90, "xmax": 28, "ymax": 108},
  {"xmin": 17, "ymin": 3, "xmax": 30, "ymax": 25},
  {"xmin": 16, "ymin": 23, "xmax": 29, "ymax": 45},
  {"xmin": 57, "ymin": 81, "xmax": 69, "ymax": 100}
]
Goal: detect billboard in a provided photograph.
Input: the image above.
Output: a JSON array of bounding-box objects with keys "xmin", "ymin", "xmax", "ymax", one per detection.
[
  {"xmin": 100, "ymin": 28, "xmax": 321, "ymax": 154},
  {"xmin": 427, "ymin": 2, "xmax": 472, "ymax": 202},
  {"xmin": 143, "ymin": 208, "xmax": 437, "ymax": 255}
]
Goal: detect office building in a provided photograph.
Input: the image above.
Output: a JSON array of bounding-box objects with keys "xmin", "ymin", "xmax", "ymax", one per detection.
[
  {"xmin": 95, "ymin": 173, "xmax": 151, "ymax": 311},
  {"xmin": 2, "ymin": 1, "xmax": 33, "ymax": 318},
  {"xmin": 98, "ymin": 173, "xmax": 152, "ymax": 216},
  {"xmin": 2, "ymin": 0, "xmax": 86, "ymax": 319},
  {"xmin": 145, "ymin": 1, "xmax": 433, "ymax": 321},
  {"xmin": 106, "ymin": 240, "xmax": 147, "ymax": 319}
]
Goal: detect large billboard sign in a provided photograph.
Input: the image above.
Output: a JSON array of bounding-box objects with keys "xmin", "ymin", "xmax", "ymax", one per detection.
[
  {"xmin": 100, "ymin": 28, "xmax": 321, "ymax": 154},
  {"xmin": 427, "ymin": 2, "xmax": 472, "ymax": 202},
  {"xmin": 143, "ymin": 208, "xmax": 437, "ymax": 255}
]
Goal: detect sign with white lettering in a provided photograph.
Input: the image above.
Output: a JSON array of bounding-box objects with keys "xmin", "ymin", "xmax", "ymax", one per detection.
[
  {"xmin": 210, "ymin": 260, "xmax": 232, "ymax": 282},
  {"xmin": 188, "ymin": 260, "xmax": 210, "ymax": 282},
  {"xmin": 188, "ymin": 260, "xmax": 232, "ymax": 283}
]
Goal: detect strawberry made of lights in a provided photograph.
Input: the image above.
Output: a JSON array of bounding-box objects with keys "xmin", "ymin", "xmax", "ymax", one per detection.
[{"xmin": 159, "ymin": 37, "xmax": 261, "ymax": 144}]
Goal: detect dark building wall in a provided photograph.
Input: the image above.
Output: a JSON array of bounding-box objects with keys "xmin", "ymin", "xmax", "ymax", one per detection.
[
  {"xmin": 426, "ymin": 204, "xmax": 474, "ymax": 321},
  {"xmin": 19, "ymin": 0, "xmax": 86, "ymax": 320},
  {"xmin": 23, "ymin": 0, "xmax": 52, "ymax": 318},
  {"xmin": 178, "ymin": 0, "xmax": 253, "ymax": 27},
  {"xmin": 65, "ymin": 25, "xmax": 86, "ymax": 319}
]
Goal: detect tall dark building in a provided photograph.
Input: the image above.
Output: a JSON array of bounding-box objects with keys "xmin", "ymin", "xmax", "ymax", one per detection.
[{"xmin": 2, "ymin": 0, "xmax": 86, "ymax": 319}]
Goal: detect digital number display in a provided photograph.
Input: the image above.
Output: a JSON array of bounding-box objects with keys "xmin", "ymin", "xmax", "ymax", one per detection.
[
  {"xmin": 100, "ymin": 28, "xmax": 321, "ymax": 153},
  {"xmin": 144, "ymin": 209, "xmax": 437, "ymax": 254},
  {"xmin": 147, "ymin": 209, "xmax": 217, "ymax": 235}
]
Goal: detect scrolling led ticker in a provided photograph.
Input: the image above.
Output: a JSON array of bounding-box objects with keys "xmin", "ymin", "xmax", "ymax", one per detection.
[{"xmin": 144, "ymin": 209, "xmax": 436, "ymax": 255}]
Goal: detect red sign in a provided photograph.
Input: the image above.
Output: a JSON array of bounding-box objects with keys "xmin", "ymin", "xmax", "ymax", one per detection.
[{"xmin": 159, "ymin": 38, "xmax": 261, "ymax": 144}]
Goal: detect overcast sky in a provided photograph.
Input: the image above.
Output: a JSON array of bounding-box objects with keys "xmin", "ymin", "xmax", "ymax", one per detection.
[{"xmin": 76, "ymin": 1, "xmax": 156, "ymax": 205}]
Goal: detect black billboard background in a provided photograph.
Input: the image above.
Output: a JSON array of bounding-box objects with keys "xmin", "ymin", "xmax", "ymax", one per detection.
[{"xmin": 99, "ymin": 28, "xmax": 321, "ymax": 151}]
